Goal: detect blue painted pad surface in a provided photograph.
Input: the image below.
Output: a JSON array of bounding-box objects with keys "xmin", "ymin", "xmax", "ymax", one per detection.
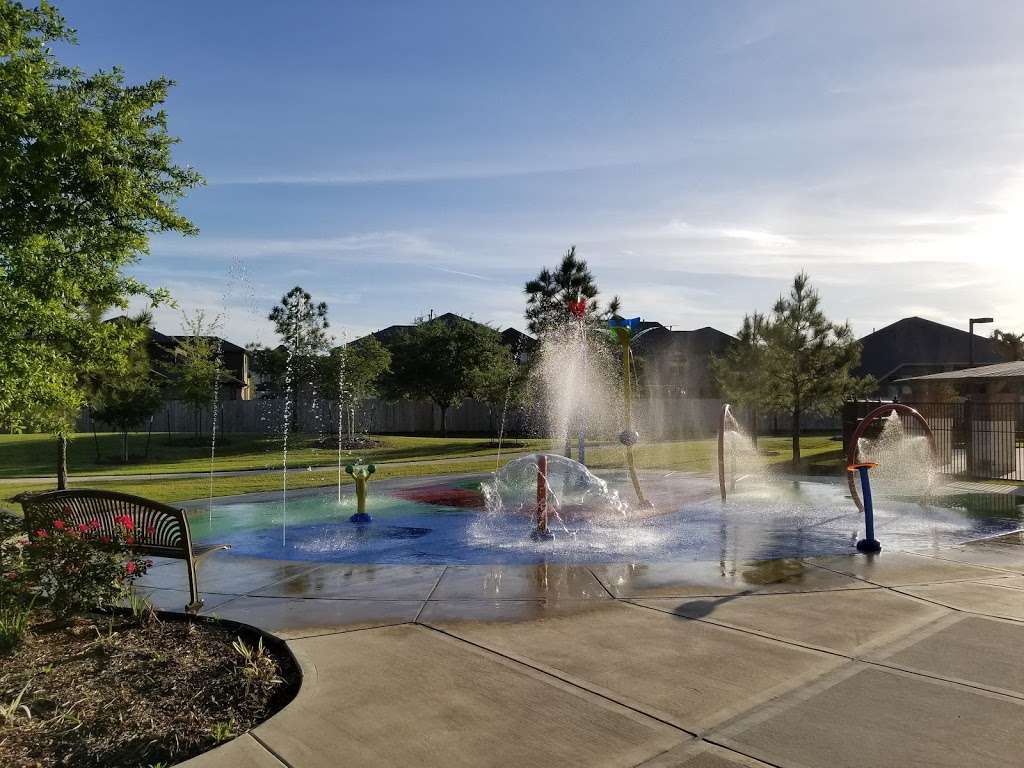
[{"xmin": 191, "ymin": 479, "xmax": 1023, "ymax": 565}]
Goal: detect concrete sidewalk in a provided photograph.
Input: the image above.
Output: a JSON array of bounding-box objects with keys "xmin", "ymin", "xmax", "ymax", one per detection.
[{"xmin": 130, "ymin": 531, "xmax": 1024, "ymax": 768}]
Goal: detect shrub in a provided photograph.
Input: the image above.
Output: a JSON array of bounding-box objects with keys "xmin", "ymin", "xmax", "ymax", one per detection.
[
  {"xmin": 0, "ymin": 601, "xmax": 33, "ymax": 655},
  {"xmin": 21, "ymin": 514, "xmax": 151, "ymax": 616},
  {"xmin": 232, "ymin": 636, "xmax": 283, "ymax": 698}
]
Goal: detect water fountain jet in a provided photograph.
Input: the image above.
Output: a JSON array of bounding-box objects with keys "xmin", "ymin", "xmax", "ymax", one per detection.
[{"xmin": 847, "ymin": 403, "xmax": 938, "ymax": 513}]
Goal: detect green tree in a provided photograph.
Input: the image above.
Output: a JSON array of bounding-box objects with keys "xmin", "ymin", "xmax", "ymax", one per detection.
[
  {"xmin": 0, "ymin": 1, "xmax": 202, "ymax": 485},
  {"xmin": 91, "ymin": 313, "xmax": 164, "ymax": 462},
  {"xmin": 319, "ymin": 337, "xmax": 391, "ymax": 439},
  {"xmin": 385, "ymin": 317, "xmax": 510, "ymax": 436},
  {"xmin": 760, "ymin": 272, "xmax": 873, "ymax": 466},
  {"xmin": 268, "ymin": 286, "xmax": 330, "ymax": 430},
  {"xmin": 710, "ymin": 312, "xmax": 770, "ymax": 439},
  {"xmin": 990, "ymin": 329, "xmax": 1024, "ymax": 361},
  {"xmin": 249, "ymin": 344, "xmax": 288, "ymax": 399},
  {"xmin": 524, "ymin": 246, "xmax": 620, "ymax": 336},
  {"xmin": 715, "ymin": 274, "xmax": 873, "ymax": 465},
  {"xmin": 170, "ymin": 311, "xmax": 227, "ymax": 439},
  {"xmin": 469, "ymin": 343, "xmax": 522, "ymax": 440}
]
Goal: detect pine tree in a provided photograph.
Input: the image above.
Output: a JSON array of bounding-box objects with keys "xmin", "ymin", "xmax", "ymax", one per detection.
[
  {"xmin": 714, "ymin": 273, "xmax": 874, "ymax": 466},
  {"xmin": 268, "ymin": 287, "xmax": 330, "ymax": 431},
  {"xmin": 710, "ymin": 311, "xmax": 770, "ymax": 438},
  {"xmin": 524, "ymin": 246, "xmax": 620, "ymax": 336}
]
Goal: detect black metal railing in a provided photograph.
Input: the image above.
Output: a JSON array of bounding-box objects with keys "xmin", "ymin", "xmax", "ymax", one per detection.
[{"xmin": 843, "ymin": 399, "xmax": 1023, "ymax": 481}]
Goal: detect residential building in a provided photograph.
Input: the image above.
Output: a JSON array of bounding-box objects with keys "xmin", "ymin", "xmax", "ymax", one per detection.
[
  {"xmin": 104, "ymin": 317, "xmax": 253, "ymax": 400},
  {"xmin": 855, "ymin": 316, "xmax": 1004, "ymax": 398},
  {"xmin": 630, "ymin": 322, "xmax": 735, "ymax": 398}
]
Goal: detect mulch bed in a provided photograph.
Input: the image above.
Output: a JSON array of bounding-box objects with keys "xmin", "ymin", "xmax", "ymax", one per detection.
[{"xmin": 0, "ymin": 611, "xmax": 299, "ymax": 767}]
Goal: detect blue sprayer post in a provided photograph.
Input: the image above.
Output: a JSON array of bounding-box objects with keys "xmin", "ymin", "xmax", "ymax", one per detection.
[{"xmin": 850, "ymin": 462, "xmax": 882, "ymax": 553}]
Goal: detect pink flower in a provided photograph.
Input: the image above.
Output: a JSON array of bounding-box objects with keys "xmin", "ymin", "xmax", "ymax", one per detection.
[
  {"xmin": 99, "ymin": 535, "xmax": 111, "ymax": 544},
  {"xmin": 125, "ymin": 562, "xmax": 137, "ymax": 575},
  {"xmin": 145, "ymin": 525, "xmax": 156, "ymax": 536},
  {"xmin": 126, "ymin": 536, "xmax": 135, "ymax": 545},
  {"xmin": 78, "ymin": 524, "xmax": 88, "ymax": 533},
  {"xmin": 89, "ymin": 519, "xmax": 100, "ymax": 528},
  {"xmin": 34, "ymin": 529, "xmax": 47, "ymax": 538},
  {"xmin": 53, "ymin": 519, "xmax": 65, "ymax": 529}
]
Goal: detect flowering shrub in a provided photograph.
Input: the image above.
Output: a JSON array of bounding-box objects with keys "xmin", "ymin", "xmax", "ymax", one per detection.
[{"xmin": 21, "ymin": 510, "xmax": 151, "ymax": 616}]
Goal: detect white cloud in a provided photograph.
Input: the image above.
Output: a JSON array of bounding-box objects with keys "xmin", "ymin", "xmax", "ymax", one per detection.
[{"xmin": 662, "ymin": 220, "xmax": 797, "ymax": 249}]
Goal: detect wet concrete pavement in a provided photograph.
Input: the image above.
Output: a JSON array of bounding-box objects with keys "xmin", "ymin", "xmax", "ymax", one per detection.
[{"xmin": 141, "ymin": 532, "xmax": 1024, "ymax": 768}]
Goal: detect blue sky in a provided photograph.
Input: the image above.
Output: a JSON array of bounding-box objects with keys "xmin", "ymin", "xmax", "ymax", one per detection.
[{"xmin": 58, "ymin": 0, "xmax": 1024, "ymax": 346}]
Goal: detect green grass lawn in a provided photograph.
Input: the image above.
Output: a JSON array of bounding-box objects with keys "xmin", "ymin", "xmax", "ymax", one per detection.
[
  {"xmin": 0, "ymin": 432, "xmax": 547, "ymax": 478},
  {"xmin": 0, "ymin": 432, "xmax": 845, "ymax": 507}
]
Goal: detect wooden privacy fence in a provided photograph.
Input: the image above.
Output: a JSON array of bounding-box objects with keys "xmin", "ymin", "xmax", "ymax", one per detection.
[{"xmin": 78, "ymin": 397, "xmax": 844, "ymax": 439}]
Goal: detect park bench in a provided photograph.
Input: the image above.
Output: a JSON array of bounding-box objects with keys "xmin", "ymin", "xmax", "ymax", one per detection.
[{"xmin": 19, "ymin": 489, "xmax": 230, "ymax": 611}]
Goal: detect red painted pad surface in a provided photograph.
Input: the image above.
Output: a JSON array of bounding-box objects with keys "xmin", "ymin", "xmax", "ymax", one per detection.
[{"xmin": 392, "ymin": 485, "xmax": 485, "ymax": 510}]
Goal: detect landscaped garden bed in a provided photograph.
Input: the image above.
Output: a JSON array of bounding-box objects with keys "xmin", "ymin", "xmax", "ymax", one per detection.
[
  {"xmin": 0, "ymin": 611, "xmax": 299, "ymax": 768},
  {"xmin": 0, "ymin": 501, "xmax": 299, "ymax": 767}
]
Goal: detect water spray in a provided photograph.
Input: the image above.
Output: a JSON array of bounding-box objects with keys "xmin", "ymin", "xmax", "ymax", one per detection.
[
  {"xmin": 568, "ymin": 294, "xmax": 589, "ymax": 465},
  {"xmin": 718, "ymin": 403, "xmax": 731, "ymax": 502},
  {"xmin": 846, "ymin": 403, "xmax": 938, "ymax": 513}
]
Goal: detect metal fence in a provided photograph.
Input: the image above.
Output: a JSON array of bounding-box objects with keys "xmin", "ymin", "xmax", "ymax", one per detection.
[{"xmin": 844, "ymin": 400, "xmax": 1023, "ymax": 481}]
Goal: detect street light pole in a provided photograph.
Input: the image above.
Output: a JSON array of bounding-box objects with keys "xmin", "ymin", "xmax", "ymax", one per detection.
[{"xmin": 969, "ymin": 317, "xmax": 994, "ymax": 366}]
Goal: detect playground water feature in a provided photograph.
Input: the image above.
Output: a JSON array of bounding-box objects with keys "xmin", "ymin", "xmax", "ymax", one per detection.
[
  {"xmin": 196, "ymin": 283, "xmax": 1018, "ymax": 567},
  {"xmin": 190, "ymin": 470, "xmax": 1024, "ymax": 565},
  {"xmin": 850, "ymin": 407, "xmax": 937, "ymax": 500}
]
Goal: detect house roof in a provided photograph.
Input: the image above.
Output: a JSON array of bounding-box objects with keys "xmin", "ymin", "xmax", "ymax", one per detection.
[
  {"xmin": 165, "ymin": 335, "xmax": 248, "ymax": 355},
  {"xmin": 631, "ymin": 325, "xmax": 734, "ymax": 355},
  {"xmin": 351, "ymin": 313, "xmax": 522, "ymax": 349},
  {"xmin": 500, "ymin": 327, "xmax": 537, "ymax": 351},
  {"xmin": 855, "ymin": 316, "xmax": 1004, "ymax": 381},
  {"xmin": 898, "ymin": 360, "xmax": 1024, "ymax": 382},
  {"xmin": 103, "ymin": 316, "xmax": 247, "ymax": 355}
]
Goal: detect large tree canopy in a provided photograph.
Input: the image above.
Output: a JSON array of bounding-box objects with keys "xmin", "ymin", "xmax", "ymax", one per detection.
[
  {"xmin": 385, "ymin": 317, "xmax": 511, "ymax": 435},
  {"xmin": 0, "ymin": 0, "xmax": 202, "ymax": 432}
]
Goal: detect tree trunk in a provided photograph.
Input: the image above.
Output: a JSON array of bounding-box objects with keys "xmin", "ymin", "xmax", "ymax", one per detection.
[
  {"xmin": 56, "ymin": 434, "xmax": 68, "ymax": 490},
  {"xmin": 439, "ymin": 405, "xmax": 448, "ymax": 437},
  {"xmin": 791, "ymin": 407, "xmax": 801, "ymax": 468},
  {"xmin": 89, "ymin": 406, "xmax": 101, "ymax": 461},
  {"xmin": 122, "ymin": 430, "xmax": 129, "ymax": 463},
  {"xmin": 146, "ymin": 417, "xmax": 153, "ymax": 459}
]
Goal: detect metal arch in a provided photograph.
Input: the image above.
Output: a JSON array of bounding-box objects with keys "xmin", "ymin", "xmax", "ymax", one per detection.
[
  {"xmin": 718, "ymin": 403, "xmax": 731, "ymax": 502},
  {"xmin": 846, "ymin": 403, "xmax": 938, "ymax": 513}
]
